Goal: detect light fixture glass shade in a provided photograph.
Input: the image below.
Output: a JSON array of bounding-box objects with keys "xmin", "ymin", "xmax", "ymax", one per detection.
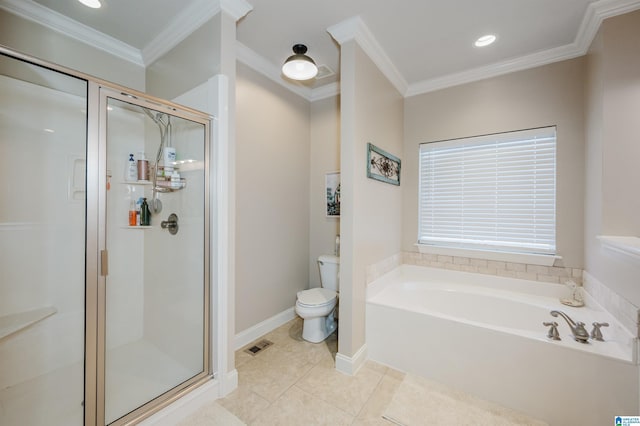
[
  {"xmin": 282, "ymin": 44, "xmax": 318, "ymax": 80},
  {"xmin": 78, "ymin": 0, "xmax": 102, "ymax": 8},
  {"xmin": 475, "ymin": 34, "xmax": 496, "ymax": 47}
]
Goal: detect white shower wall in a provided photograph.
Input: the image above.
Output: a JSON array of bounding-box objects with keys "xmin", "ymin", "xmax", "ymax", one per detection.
[
  {"xmin": 106, "ymin": 100, "xmax": 205, "ymax": 357},
  {"xmin": 105, "ymin": 103, "xmax": 146, "ymax": 350},
  {"xmin": 0, "ymin": 75, "xmax": 85, "ymax": 390}
]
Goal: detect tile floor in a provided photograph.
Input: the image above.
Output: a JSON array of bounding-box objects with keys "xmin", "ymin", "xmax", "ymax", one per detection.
[{"xmin": 180, "ymin": 318, "xmax": 545, "ymax": 425}]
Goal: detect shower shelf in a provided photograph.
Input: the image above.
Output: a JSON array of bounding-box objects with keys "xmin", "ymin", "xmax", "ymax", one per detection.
[
  {"xmin": 120, "ymin": 180, "xmax": 186, "ymax": 192},
  {"xmin": 122, "ymin": 226, "xmax": 152, "ymax": 229},
  {"xmin": 154, "ymin": 179, "xmax": 186, "ymax": 192},
  {"xmin": 121, "ymin": 180, "xmax": 152, "ymax": 186},
  {"xmin": 0, "ymin": 306, "xmax": 57, "ymax": 340}
]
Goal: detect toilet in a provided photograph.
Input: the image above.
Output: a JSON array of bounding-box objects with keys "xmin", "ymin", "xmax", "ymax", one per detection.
[{"xmin": 295, "ymin": 254, "xmax": 339, "ymax": 343}]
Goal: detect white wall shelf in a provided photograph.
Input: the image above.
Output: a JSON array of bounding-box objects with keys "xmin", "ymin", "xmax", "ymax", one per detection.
[
  {"xmin": 597, "ymin": 235, "xmax": 640, "ymax": 263},
  {"xmin": 0, "ymin": 306, "xmax": 57, "ymax": 340}
]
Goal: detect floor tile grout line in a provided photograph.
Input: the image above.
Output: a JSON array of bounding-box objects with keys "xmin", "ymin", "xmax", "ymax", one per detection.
[
  {"xmin": 292, "ymin": 383, "xmax": 357, "ymax": 423},
  {"xmin": 348, "ymin": 367, "xmax": 387, "ymax": 424}
]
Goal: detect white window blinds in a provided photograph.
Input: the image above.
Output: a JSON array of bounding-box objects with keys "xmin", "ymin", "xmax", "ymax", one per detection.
[{"xmin": 418, "ymin": 127, "xmax": 556, "ymax": 255}]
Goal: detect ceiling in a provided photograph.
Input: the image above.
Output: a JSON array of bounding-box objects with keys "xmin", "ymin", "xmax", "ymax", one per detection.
[{"xmin": 5, "ymin": 0, "xmax": 640, "ymax": 97}]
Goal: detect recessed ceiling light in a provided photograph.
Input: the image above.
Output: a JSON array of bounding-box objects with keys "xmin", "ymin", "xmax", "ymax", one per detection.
[
  {"xmin": 475, "ymin": 34, "xmax": 496, "ymax": 47},
  {"xmin": 78, "ymin": 0, "xmax": 101, "ymax": 9}
]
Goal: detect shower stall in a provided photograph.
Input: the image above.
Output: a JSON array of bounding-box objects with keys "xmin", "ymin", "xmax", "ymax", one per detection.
[{"xmin": 0, "ymin": 47, "xmax": 213, "ymax": 425}]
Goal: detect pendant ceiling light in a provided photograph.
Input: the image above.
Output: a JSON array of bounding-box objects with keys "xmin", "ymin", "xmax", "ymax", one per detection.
[{"xmin": 282, "ymin": 44, "xmax": 318, "ymax": 80}]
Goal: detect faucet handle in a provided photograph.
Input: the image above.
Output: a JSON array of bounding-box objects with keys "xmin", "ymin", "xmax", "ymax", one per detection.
[
  {"xmin": 590, "ymin": 322, "xmax": 609, "ymax": 341},
  {"xmin": 543, "ymin": 321, "xmax": 561, "ymax": 340}
]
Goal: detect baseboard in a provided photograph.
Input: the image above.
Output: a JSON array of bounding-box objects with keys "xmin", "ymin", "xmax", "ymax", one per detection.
[
  {"xmin": 234, "ymin": 307, "xmax": 297, "ymax": 350},
  {"xmin": 335, "ymin": 343, "xmax": 368, "ymax": 376},
  {"xmin": 140, "ymin": 378, "xmax": 220, "ymax": 425},
  {"xmin": 220, "ymin": 368, "xmax": 238, "ymax": 397}
]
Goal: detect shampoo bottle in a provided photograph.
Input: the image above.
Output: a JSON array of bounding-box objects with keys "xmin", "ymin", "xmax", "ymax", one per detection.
[
  {"xmin": 128, "ymin": 200, "xmax": 137, "ymax": 226},
  {"xmin": 125, "ymin": 153, "xmax": 137, "ymax": 181},
  {"xmin": 140, "ymin": 198, "xmax": 150, "ymax": 226}
]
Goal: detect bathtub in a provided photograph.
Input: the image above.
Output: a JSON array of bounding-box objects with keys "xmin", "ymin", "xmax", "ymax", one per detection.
[{"xmin": 366, "ymin": 265, "xmax": 639, "ymax": 426}]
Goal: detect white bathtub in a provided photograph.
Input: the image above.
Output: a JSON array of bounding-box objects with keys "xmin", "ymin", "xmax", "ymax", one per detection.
[{"xmin": 366, "ymin": 265, "xmax": 639, "ymax": 426}]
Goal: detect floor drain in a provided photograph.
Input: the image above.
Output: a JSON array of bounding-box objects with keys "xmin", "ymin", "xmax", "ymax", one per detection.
[{"xmin": 244, "ymin": 339, "xmax": 273, "ymax": 356}]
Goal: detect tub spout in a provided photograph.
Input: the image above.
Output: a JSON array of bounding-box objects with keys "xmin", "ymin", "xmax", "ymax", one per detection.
[{"xmin": 550, "ymin": 310, "xmax": 590, "ymax": 343}]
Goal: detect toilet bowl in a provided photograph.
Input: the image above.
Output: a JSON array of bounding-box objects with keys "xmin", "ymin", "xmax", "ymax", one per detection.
[
  {"xmin": 295, "ymin": 254, "xmax": 339, "ymax": 343},
  {"xmin": 296, "ymin": 288, "xmax": 337, "ymax": 343}
]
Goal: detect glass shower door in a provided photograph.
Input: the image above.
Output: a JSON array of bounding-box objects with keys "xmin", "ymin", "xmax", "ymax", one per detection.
[
  {"xmin": 101, "ymin": 91, "xmax": 209, "ymax": 424},
  {"xmin": 0, "ymin": 53, "xmax": 87, "ymax": 425}
]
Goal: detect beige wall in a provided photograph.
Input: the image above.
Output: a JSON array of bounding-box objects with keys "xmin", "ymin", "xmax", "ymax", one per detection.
[
  {"xmin": 146, "ymin": 16, "xmax": 222, "ymax": 100},
  {"xmin": 309, "ymin": 95, "xmax": 341, "ymax": 287},
  {"xmin": 235, "ymin": 62, "xmax": 311, "ymax": 333},
  {"xmin": 338, "ymin": 41, "xmax": 404, "ymax": 357},
  {"xmin": 0, "ymin": 10, "xmax": 145, "ymax": 90},
  {"xmin": 584, "ymin": 11, "xmax": 640, "ymax": 308},
  {"xmin": 403, "ymin": 58, "xmax": 586, "ymax": 269}
]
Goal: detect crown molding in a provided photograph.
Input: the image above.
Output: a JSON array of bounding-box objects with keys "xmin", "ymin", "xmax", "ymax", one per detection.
[
  {"xmin": 310, "ymin": 82, "xmax": 340, "ymax": 101},
  {"xmin": 0, "ymin": 0, "xmax": 143, "ymax": 66},
  {"xmin": 327, "ymin": 16, "xmax": 408, "ymax": 97},
  {"xmin": 220, "ymin": 0, "xmax": 253, "ymax": 21},
  {"xmin": 405, "ymin": 43, "xmax": 583, "ymax": 97},
  {"xmin": 406, "ymin": 0, "xmax": 640, "ymax": 97},
  {"xmin": 142, "ymin": 0, "xmax": 253, "ymax": 66}
]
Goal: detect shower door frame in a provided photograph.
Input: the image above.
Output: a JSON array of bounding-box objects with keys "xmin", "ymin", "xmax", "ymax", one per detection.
[
  {"xmin": 0, "ymin": 45, "xmax": 214, "ymax": 426},
  {"xmin": 92, "ymin": 87, "xmax": 212, "ymax": 426}
]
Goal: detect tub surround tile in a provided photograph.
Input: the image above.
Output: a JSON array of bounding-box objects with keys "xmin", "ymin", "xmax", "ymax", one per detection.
[
  {"xmin": 506, "ymin": 262, "xmax": 527, "ymax": 272},
  {"xmin": 536, "ymin": 274, "xmax": 560, "ymax": 284},
  {"xmin": 402, "ymin": 251, "xmax": 583, "ymax": 286},
  {"xmin": 516, "ymin": 271, "xmax": 538, "ymax": 281},
  {"xmin": 584, "ymin": 271, "xmax": 639, "ymax": 336},
  {"xmin": 366, "ymin": 253, "xmax": 402, "ymax": 284}
]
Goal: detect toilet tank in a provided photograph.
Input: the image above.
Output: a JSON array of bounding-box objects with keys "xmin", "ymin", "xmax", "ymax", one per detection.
[{"xmin": 318, "ymin": 255, "xmax": 340, "ymax": 292}]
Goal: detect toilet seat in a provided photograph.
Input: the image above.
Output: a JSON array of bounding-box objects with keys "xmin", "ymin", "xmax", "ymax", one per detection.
[{"xmin": 296, "ymin": 288, "xmax": 337, "ymax": 307}]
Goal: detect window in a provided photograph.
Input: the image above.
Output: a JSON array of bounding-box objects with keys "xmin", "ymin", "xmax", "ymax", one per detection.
[{"xmin": 418, "ymin": 127, "xmax": 556, "ymax": 255}]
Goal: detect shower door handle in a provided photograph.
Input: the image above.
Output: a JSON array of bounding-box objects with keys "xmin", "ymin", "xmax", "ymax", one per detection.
[{"xmin": 100, "ymin": 250, "xmax": 109, "ymax": 276}]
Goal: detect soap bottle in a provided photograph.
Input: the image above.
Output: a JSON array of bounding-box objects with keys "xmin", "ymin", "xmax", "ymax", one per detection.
[
  {"xmin": 128, "ymin": 199, "xmax": 137, "ymax": 226},
  {"xmin": 140, "ymin": 198, "xmax": 150, "ymax": 226},
  {"xmin": 125, "ymin": 153, "xmax": 137, "ymax": 181},
  {"xmin": 163, "ymin": 146, "xmax": 176, "ymax": 175},
  {"xmin": 137, "ymin": 151, "xmax": 149, "ymax": 181},
  {"xmin": 170, "ymin": 170, "xmax": 181, "ymax": 188}
]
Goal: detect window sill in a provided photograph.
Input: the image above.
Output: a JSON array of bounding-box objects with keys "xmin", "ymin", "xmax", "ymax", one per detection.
[{"xmin": 415, "ymin": 244, "xmax": 560, "ymax": 267}]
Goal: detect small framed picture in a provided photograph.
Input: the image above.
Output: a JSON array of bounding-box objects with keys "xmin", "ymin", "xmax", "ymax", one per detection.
[
  {"xmin": 367, "ymin": 143, "xmax": 401, "ymax": 186},
  {"xmin": 325, "ymin": 172, "xmax": 340, "ymax": 217}
]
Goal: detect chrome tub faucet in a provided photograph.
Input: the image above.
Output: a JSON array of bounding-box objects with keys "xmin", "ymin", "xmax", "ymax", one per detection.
[{"xmin": 550, "ymin": 310, "xmax": 590, "ymax": 343}]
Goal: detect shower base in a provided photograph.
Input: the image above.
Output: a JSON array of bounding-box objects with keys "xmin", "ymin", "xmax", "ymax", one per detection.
[{"xmin": 0, "ymin": 338, "xmax": 195, "ymax": 426}]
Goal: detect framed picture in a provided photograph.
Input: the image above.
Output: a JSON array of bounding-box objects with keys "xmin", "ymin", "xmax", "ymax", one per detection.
[
  {"xmin": 325, "ymin": 172, "xmax": 341, "ymax": 217},
  {"xmin": 367, "ymin": 143, "xmax": 401, "ymax": 186}
]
